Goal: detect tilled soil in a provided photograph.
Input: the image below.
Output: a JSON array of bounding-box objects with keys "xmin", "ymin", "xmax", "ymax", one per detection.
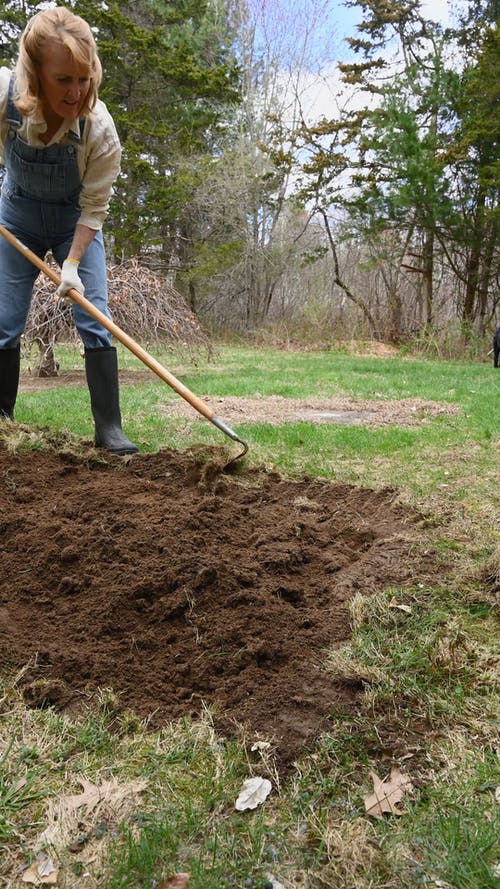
[{"xmin": 0, "ymin": 435, "xmax": 440, "ymax": 765}]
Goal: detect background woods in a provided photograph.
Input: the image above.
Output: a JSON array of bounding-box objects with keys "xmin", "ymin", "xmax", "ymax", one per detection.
[{"xmin": 1, "ymin": 0, "xmax": 498, "ymax": 350}]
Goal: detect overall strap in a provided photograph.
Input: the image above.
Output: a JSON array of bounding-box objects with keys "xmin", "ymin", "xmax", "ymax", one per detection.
[{"xmin": 6, "ymin": 74, "xmax": 22, "ymax": 129}]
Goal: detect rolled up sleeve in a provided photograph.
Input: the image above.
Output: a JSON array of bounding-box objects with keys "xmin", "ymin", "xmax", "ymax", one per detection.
[{"xmin": 78, "ymin": 101, "xmax": 122, "ymax": 230}]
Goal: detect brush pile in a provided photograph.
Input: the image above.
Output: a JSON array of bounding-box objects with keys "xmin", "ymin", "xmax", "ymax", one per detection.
[{"xmin": 24, "ymin": 256, "xmax": 211, "ymax": 375}]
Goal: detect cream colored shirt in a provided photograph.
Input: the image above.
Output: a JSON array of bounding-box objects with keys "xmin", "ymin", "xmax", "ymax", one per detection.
[{"xmin": 0, "ymin": 68, "xmax": 121, "ymax": 230}]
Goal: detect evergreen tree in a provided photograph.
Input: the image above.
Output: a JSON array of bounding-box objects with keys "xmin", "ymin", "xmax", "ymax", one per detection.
[
  {"xmin": 445, "ymin": 11, "xmax": 500, "ymax": 331},
  {"xmin": 331, "ymin": 0, "xmax": 499, "ymax": 336},
  {"xmin": 0, "ymin": 1, "xmax": 42, "ymax": 67},
  {"xmin": 70, "ymin": 0, "xmax": 241, "ymax": 263},
  {"xmin": 0, "ymin": 1, "xmax": 242, "ymax": 267}
]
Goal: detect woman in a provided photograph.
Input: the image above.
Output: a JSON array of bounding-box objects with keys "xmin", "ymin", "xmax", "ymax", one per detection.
[{"xmin": 0, "ymin": 6, "xmax": 137, "ymax": 454}]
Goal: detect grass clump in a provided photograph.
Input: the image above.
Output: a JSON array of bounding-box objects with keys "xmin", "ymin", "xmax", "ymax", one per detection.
[
  {"xmin": 337, "ymin": 586, "xmax": 498, "ymax": 733},
  {"xmin": 0, "ymin": 738, "xmax": 43, "ymax": 848}
]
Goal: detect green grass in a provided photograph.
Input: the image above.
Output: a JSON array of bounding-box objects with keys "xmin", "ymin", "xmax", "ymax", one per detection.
[
  {"xmin": 17, "ymin": 344, "xmax": 498, "ymax": 528},
  {"xmin": 0, "ymin": 739, "xmax": 44, "ymax": 847},
  {"xmin": 2, "ymin": 342, "xmax": 499, "ymax": 888}
]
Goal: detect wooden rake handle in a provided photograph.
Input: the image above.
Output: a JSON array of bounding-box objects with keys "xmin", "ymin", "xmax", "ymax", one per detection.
[{"xmin": 0, "ymin": 224, "xmax": 249, "ymax": 458}]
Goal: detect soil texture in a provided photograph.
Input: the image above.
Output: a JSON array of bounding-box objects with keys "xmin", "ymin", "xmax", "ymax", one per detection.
[{"xmin": 0, "ymin": 437, "xmax": 439, "ymax": 765}]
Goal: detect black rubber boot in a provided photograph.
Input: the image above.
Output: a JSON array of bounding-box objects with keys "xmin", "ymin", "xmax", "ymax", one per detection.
[
  {"xmin": 84, "ymin": 347, "xmax": 138, "ymax": 455},
  {"xmin": 0, "ymin": 345, "xmax": 21, "ymax": 419}
]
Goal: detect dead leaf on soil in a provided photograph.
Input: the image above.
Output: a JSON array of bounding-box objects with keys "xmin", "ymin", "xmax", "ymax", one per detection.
[
  {"xmin": 36, "ymin": 776, "xmax": 147, "ymax": 852},
  {"xmin": 58, "ymin": 777, "xmax": 128, "ymax": 814},
  {"xmin": 13, "ymin": 776, "xmax": 28, "ymax": 794},
  {"xmin": 235, "ymin": 776, "xmax": 272, "ymax": 811},
  {"xmin": 265, "ymin": 874, "xmax": 285, "ymax": 889},
  {"xmin": 21, "ymin": 851, "xmax": 58, "ymax": 884},
  {"xmin": 158, "ymin": 874, "xmax": 191, "ymax": 889},
  {"xmin": 388, "ymin": 598, "xmax": 412, "ymax": 614},
  {"xmin": 60, "ymin": 775, "xmax": 146, "ymax": 818},
  {"xmin": 364, "ymin": 766, "xmax": 414, "ymax": 819},
  {"xmin": 251, "ymin": 741, "xmax": 272, "ymax": 752}
]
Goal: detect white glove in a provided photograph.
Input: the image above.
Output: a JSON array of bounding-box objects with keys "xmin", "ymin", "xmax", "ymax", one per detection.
[{"xmin": 56, "ymin": 259, "xmax": 85, "ymax": 301}]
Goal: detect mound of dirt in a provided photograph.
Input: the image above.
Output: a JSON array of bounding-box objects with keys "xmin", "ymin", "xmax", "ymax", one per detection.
[{"xmin": 0, "ymin": 439, "xmax": 438, "ymax": 765}]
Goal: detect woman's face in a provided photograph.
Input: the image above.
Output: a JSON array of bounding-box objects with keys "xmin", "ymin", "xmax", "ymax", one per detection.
[{"xmin": 37, "ymin": 41, "xmax": 91, "ymax": 126}]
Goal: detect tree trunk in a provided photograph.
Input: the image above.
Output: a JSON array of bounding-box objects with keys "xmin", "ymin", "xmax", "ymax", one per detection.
[
  {"xmin": 320, "ymin": 209, "xmax": 378, "ymax": 335},
  {"xmin": 462, "ymin": 190, "xmax": 487, "ymax": 335},
  {"xmin": 422, "ymin": 227, "xmax": 434, "ymax": 329}
]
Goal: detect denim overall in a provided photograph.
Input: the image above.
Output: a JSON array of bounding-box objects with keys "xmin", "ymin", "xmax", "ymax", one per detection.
[{"xmin": 0, "ymin": 77, "xmax": 112, "ymax": 349}]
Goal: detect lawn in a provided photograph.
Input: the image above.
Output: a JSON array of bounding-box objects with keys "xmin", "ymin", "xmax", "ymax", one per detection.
[{"xmin": 1, "ymin": 343, "xmax": 498, "ymax": 888}]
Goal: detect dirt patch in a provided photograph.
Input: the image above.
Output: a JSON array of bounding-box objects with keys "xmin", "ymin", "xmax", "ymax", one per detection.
[
  {"xmin": 18, "ymin": 370, "xmax": 459, "ymax": 429},
  {"xmin": 19, "ymin": 368, "xmax": 152, "ymax": 391},
  {"xmin": 164, "ymin": 394, "xmax": 460, "ymax": 428},
  {"xmin": 0, "ymin": 438, "xmax": 441, "ymax": 766}
]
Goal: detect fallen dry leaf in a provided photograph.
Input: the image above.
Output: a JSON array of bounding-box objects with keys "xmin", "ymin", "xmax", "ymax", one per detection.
[
  {"xmin": 265, "ymin": 874, "xmax": 285, "ymax": 889},
  {"xmin": 21, "ymin": 852, "xmax": 58, "ymax": 884},
  {"xmin": 250, "ymin": 741, "xmax": 272, "ymax": 752},
  {"xmin": 35, "ymin": 775, "xmax": 147, "ymax": 852},
  {"xmin": 158, "ymin": 874, "xmax": 191, "ymax": 889},
  {"xmin": 235, "ymin": 776, "xmax": 272, "ymax": 811},
  {"xmin": 51, "ymin": 777, "xmax": 101, "ymax": 816},
  {"xmin": 364, "ymin": 766, "xmax": 414, "ymax": 819},
  {"xmin": 58, "ymin": 777, "xmax": 114, "ymax": 814},
  {"xmin": 14, "ymin": 777, "xmax": 28, "ymax": 793},
  {"xmin": 388, "ymin": 598, "xmax": 412, "ymax": 614}
]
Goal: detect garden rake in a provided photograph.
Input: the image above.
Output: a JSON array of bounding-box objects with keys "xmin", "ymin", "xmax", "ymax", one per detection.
[{"xmin": 0, "ymin": 224, "xmax": 249, "ymax": 467}]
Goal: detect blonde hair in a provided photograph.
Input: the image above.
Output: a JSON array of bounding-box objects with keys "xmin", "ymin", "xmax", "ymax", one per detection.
[{"xmin": 15, "ymin": 7, "xmax": 102, "ymax": 118}]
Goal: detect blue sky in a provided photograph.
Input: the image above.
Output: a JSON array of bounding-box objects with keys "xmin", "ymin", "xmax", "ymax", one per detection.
[
  {"xmin": 263, "ymin": 0, "xmax": 468, "ymax": 125},
  {"xmin": 272, "ymin": 0, "xmax": 464, "ymax": 50},
  {"xmin": 332, "ymin": 0, "xmax": 457, "ymax": 31},
  {"xmin": 326, "ymin": 0, "xmax": 462, "ymax": 56},
  {"xmin": 249, "ymin": 1, "xmax": 465, "ymax": 77},
  {"xmin": 332, "ymin": 0, "xmax": 463, "ymax": 64}
]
